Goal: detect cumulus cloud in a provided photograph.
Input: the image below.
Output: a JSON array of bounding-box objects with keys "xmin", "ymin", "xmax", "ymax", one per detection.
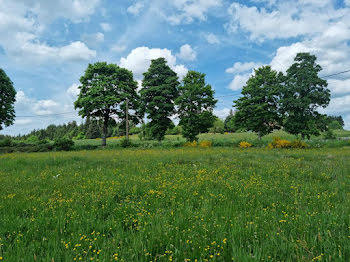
[
  {"xmin": 119, "ymin": 46, "xmax": 188, "ymax": 80},
  {"xmin": 0, "ymin": 1, "xmax": 98, "ymax": 65},
  {"xmin": 127, "ymin": 1, "xmax": 145, "ymax": 16},
  {"xmin": 225, "ymin": 1, "xmax": 337, "ymax": 40},
  {"xmin": 214, "ymin": 108, "xmax": 231, "ymax": 119},
  {"xmin": 177, "ymin": 44, "xmax": 196, "ymax": 61},
  {"xmin": 204, "ymin": 33, "xmax": 220, "ymax": 44},
  {"xmin": 226, "ymin": 62, "xmax": 262, "ymax": 91}
]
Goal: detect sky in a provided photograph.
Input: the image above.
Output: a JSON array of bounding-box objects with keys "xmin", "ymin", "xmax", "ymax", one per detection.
[{"xmin": 1, "ymin": 0, "xmax": 350, "ymax": 135}]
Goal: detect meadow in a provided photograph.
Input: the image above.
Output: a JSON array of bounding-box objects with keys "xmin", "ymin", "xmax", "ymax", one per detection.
[{"xmin": 0, "ymin": 147, "xmax": 349, "ymax": 261}]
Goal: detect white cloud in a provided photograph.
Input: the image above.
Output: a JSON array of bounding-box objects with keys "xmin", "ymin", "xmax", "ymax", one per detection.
[
  {"xmin": 177, "ymin": 44, "xmax": 196, "ymax": 61},
  {"xmin": 100, "ymin": 23, "xmax": 112, "ymax": 32},
  {"xmin": 226, "ymin": 62, "xmax": 262, "ymax": 74},
  {"xmin": 204, "ymin": 33, "xmax": 220, "ymax": 44},
  {"xmin": 81, "ymin": 32, "xmax": 104, "ymax": 46},
  {"xmin": 119, "ymin": 46, "xmax": 188, "ymax": 80},
  {"xmin": 225, "ymin": 1, "xmax": 339, "ymax": 41},
  {"xmin": 67, "ymin": 83, "xmax": 80, "ymax": 99},
  {"xmin": 0, "ymin": 1, "xmax": 98, "ymax": 65},
  {"xmin": 111, "ymin": 45, "xmax": 127, "ymax": 53},
  {"xmin": 127, "ymin": 1, "xmax": 145, "ymax": 16},
  {"xmin": 228, "ymin": 73, "xmax": 251, "ymax": 91},
  {"xmin": 214, "ymin": 108, "xmax": 231, "ymax": 119},
  {"xmin": 157, "ymin": 0, "xmax": 223, "ymax": 25}
]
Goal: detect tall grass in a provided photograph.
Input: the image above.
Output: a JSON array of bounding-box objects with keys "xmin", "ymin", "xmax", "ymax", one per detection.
[{"xmin": 0, "ymin": 148, "xmax": 349, "ymax": 261}]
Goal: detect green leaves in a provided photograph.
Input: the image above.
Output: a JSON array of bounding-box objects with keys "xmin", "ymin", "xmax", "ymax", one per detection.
[
  {"xmin": 176, "ymin": 71, "xmax": 217, "ymax": 141},
  {"xmin": 75, "ymin": 62, "xmax": 139, "ymax": 145},
  {"xmin": 281, "ymin": 53, "xmax": 330, "ymax": 138},
  {"xmin": 0, "ymin": 68, "xmax": 16, "ymax": 130},
  {"xmin": 234, "ymin": 66, "xmax": 281, "ymax": 139},
  {"xmin": 140, "ymin": 58, "xmax": 179, "ymax": 141}
]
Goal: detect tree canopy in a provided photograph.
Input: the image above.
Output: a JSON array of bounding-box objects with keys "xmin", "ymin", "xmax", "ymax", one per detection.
[
  {"xmin": 74, "ymin": 62, "xmax": 139, "ymax": 146},
  {"xmin": 234, "ymin": 66, "xmax": 281, "ymax": 139},
  {"xmin": 140, "ymin": 58, "xmax": 179, "ymax": 141},
  {"xmin": 176, "ymin": 70, "xmax": 217, "ymax": 141},
  {"xmin": 0, "ymin": 68, "xmax": 16, "ymax": 131},
  {"xmin": 281, "ymin": 53, "xmax": 330, "ymax": 138}
]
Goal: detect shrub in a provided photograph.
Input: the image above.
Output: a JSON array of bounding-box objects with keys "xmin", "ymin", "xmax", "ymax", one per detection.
[
  {"xmin": 268, "ymin": 137, "xmax": 292, "ymax": 148},
  {"xmin": 120, "ymin": 138, "xmax": 132, "ymax": 148},
  {"xmin": 25, "ymin": 135, "xmax": 39, "ymax": 144},
  {"xmin": 324, "ymin": 129, "xmax": 336, "ymax": 140},
  {"xmin": 199, "ymin": 140, "xmax": 212, "ymax": 148},
  {"xmin": 291, "ymin": 139, "xmax": 309, "ymax": 148},
  {"xmin": 239, "ymin": 141, "xmax": 252, "ymax": 148},
  {"xmin": 184, "ymin": 141, "xmax": 197, "ymax": 147},
  {"xmin": 0, "ymin": 138, "xmax": 13, "ymax": 147},
  {"xmin": 54, "ymin": 138, "xmax": 74, "ymax": 151}
]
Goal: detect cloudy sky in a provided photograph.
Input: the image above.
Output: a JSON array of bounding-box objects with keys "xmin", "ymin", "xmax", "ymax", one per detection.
[{"xmin": 1, "ymin": 0, "xmax": 350, "ymax": 135}]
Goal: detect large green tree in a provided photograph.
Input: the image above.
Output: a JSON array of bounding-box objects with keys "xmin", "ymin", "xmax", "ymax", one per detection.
[
  {"xmin": 140, "ymin": 58, "xmax": 179, "ymax": 141},
  {"xmin": 0, "ymin": 68, "xmax": 16, "ymax": 131},
  {"xmin": 281, "ymin": 53, "xmax": 330, "ymax": 138},
  {"xmin": 75, "ymin": 62, "xmax": 139, "ymax": 146},
  {"xmin": 234, "ymin": 66, "xmax": 282, "ymax": 139},
  {"xmin": 176, "ymin": 70, "xmax": 217, "ymax": 141}
]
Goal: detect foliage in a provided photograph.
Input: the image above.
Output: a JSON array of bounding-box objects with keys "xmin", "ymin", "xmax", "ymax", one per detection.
[
  {"xmin": 166, "ymin": 125, "xmax": 183, "ymax": 135},
  {"xmin": 176, "ymin": 71, "xmax": 217, "ymax": 141},
  {"xmin": 239, "ymin": 141, "xmax": 252, "ymax": 148},
  {"xmin": 290, "ymin": 139, "xmax": 309, "ymax": 148},
  {"xmin": 183, "ymin": 141, "xmax": 197, "ymax": 147},
  {"xmin": 328, "ymin": 120, "xmax": 342, "ymax": 130},
  {"xmin": 327, "ymin": 115, "xmax": 344, "ymax": 129},
  {"xmin": 268, "ymin": 137, "xmax": 292, "ymax": 148},
  {"xmin": 0, "ymin": 68, "xmax": 16, "ymax": 130},
  {"xmin": 25, "ymin": 135, "xmax": 40, "ymax": 144},
  {"xmin": 140, "ymin": 58, "xmax": 179, "ymax": 141},
  {"xmin": 209, "ymin": 118, "xmax": 225, "ymax": 134},
  {"xmin": 53, "ymin": 138, "xmax": 75, "ymax": 151},
  {"xmin": 75, "ymin": 62, "xmax": 139, "ymax": 146},
  {"xmin": 0, "ymin": 138, "xmax": 13, "ymax": 147},
  {"xmin": 281, "ymin": 53, "xmax": 330, "ymax": 138},
  {"xmin": 199, "ymin": 140, "xmax": 212, "ymax": 148},
  {"xmin": 234, "ymin": 66, "xmax": 282, "ymax": 140},
  {"xmin": 324, "ymin": 129, "xmax": 336, "ymax": 140},
  {"xmin": 120, "ymin": 138, "xmax": 132, "ymax": 148},
  {"xmin": 224, "ymin": 109, "xmax": 237, "ymax": 132}
]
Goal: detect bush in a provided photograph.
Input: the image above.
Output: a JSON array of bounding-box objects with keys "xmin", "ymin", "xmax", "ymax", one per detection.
[
  {"xmin": 268, "ymin": 137, "xmax": 292, "ymax": 149},
  {"xmin": 0, "ymin": 138, "xmax": 13, "ymax": 147},
  {"xmin": 324, "ymin": 129, "xmax": 336, "ymax": 140},
  {"xmin": 120, "ymin": 138, "xmax": 132, "ymax": 148},
  {"xmin": 25, "ymin": 135, "xmax": 39, "ymax": 144},
  {"xmin": 239, "ymin": 141, "xmax": 252, "ymax": 148},
  {"xmin": 54, "ymin": 138, "xmax": 74, "ymax": 151},
  {"xmin": 291, "ymin": 139, "xmax": 309, "ymax": 148},
  {"xmin": 199, "ymin": 140, "xmax": 212, "ymax": 148},
  {"xmin": 183, "ymin": 141, "xmax": 197, "ymax": 147}
]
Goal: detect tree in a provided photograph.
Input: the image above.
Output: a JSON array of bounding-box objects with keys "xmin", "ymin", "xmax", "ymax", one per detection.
[
  {"xmin": 0, "ymin": 68, "xmax": 16, "ymax": 130},
  {"xmin": 140, "ymin": 58, "xmax": 179, "ymax": 141},
  {"xmin": 75, "ymin": 62, "xmax": 139, "ymax": 146},
  {"xmin": 327, "ymin": 115, "xmax": 344, "ymax": 129},
  {"xmin": 224, "ymin": 109, "xmax": 236, "ymax": 132},
  {"xmin": 281, "ymin": 53, "xmax": 330, "ymax": 139},
  {"xmin": 176, "ymin": 71, "xmax": 217, "ymax": 141},
  {"xmin": 209, "ymin": 118, "xmax": 225, "ymax": 134},
  {"xmin": 234, "ymin": 66, "xmax": 281, "ymax": 140}
]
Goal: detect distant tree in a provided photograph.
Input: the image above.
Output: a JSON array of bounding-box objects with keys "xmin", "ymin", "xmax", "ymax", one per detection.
[
  {"xmin": 140, "ymin": 58, "xmax": 179, "ymax": 141},
  {"xmin": 328, "ymin": 120, "xmax": 342, "ymax": 130},
  {"xmin": 209, "ymin": 118, "xmax": 225, "ymax": 134},
  {"xmin": 75, "ymin": 62, "xmax": 139, "ymax": 146},
  {"xmin": 281, "ymin": 53, "xmax": 330, "ymax": 139},
  {"xmin": 234, "ymin": 66, "xmax": 281, "ymax": 140},
  {"xmin": 0, "ymin": 68, "xmax": 16, "ymax": 131},
  {"xmin": 176, "ymin": 71, "xmax": 217, "ymax": 141},
  {"xmin": 327, "ymin": 115, "xmax": 344, "ymax": 129},
  {"xmin": 224, "ymin": 109, "xmax": 236, "ymax": 132}
]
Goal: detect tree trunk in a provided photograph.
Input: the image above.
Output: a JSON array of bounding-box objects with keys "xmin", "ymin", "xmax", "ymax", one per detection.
[
  {"xmin": 258, "ymin": 131, "xmax": 262, "ymax": 140},
  {"xmin": 102, "ymin": 116, "xmax": 108, "ymax": 147}
]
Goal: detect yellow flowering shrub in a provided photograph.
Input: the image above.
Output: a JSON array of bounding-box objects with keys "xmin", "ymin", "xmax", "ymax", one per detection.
[
  {"xmin": 291, "ymin": 139, "xmax": 309, "ymax": 148},
  {"xmin": 199, "ymin": 141, "xmax": 212, "ymax": 148},
  {"xmin": 239, "ymin": 141, "xmax": 252, "ymax": 148},
  {"xmin": 268, "ymin": 137, "xmax": 292, "ymax": 148},
  {"xmin": 183, "ymin": 141, "xmax": 197, "ymax": 147}
]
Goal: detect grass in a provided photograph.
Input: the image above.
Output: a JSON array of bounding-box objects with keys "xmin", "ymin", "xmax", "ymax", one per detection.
[{"xmin": 0, "ymin": 147, "xmax": 349, "ymax": 261}]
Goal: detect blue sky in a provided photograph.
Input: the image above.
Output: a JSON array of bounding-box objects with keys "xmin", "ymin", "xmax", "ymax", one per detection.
[{"xmin": 1, "ymin": 0, "xmax": 350, "ymax": 135}]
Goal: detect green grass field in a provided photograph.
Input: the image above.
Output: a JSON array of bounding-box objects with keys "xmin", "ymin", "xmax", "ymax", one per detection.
[{"xmin": 1, "ymin": 147, "xmax": 349, "ymax": 261}]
